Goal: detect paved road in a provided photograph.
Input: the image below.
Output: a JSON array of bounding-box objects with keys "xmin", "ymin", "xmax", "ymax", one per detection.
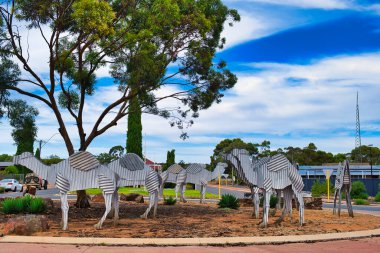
[{"xmin": 0, "ymin": 237, "xmax": 379, "ymax": 253}]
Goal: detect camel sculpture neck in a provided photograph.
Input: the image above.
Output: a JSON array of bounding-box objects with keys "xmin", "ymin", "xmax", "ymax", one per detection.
[
  {"xmin": 17, "ymin": 155, "xmax": 57, "ymax": 183},
  {"xmin": 227, "ymin": 152, "xmax": 255, "ymax": 187}
]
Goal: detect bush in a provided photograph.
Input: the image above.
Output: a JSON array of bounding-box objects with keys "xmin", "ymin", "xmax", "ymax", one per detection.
[
  {"xmin": 1, "ymin": 196, "xmax": 46, "ymax": 214},
  {"xmin": 351, "ymin": 181, "xmax": 368, "ymax": 199},
  {"xmin": 0, "ymin": 187, "xmax": 4, "ymax": 193},
  {"xmin": 218, "ymin": 194, "xmax": 240, "ymax": 209},
  {"xmin": 354, "ymin": 199, "xmax": 370, "ymax": 205},
  {"xmin": 164, "ymin": 196, "xmax": 176, "ymax": 205},
  {"xmin": 374, "ymin": 192, "xmax": 380, "ymax": 202},
  {"xmin": 260, "ymin": 195, "xmax": 279, "ymax": 208},
  {"xmin": 311, "ymin": 180, "xmax": 334, "ymax": 197}
]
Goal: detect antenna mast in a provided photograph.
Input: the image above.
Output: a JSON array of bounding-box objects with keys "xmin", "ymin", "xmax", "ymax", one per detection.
[{"xmin": 355, "ymin": 91, "xmax": 362, "ymax": 162}]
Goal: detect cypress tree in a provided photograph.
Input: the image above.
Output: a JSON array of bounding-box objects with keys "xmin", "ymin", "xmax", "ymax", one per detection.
[{"xmin": 126, "ymin": 96, "xmax": 143, "ymax": 158}]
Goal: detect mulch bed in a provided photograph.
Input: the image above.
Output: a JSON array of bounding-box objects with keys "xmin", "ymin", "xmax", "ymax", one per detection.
[{"xmin": 1, "ymin": 200, "xmax": 380, "ymax": 238}]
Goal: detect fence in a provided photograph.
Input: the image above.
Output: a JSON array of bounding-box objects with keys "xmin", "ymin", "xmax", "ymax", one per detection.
[
  {"xmin": 303, "ymin": 178, "xmax": 380, "ymax": 196},
  {"xmin": 0, "ymin": 174, "xmax": 25, "ymax": 183}
]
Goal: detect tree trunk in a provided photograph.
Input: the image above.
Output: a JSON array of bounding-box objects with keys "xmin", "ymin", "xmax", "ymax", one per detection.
[{"xmin": 75, "ymin": 189, "xmax": 91, "ymax": 208}]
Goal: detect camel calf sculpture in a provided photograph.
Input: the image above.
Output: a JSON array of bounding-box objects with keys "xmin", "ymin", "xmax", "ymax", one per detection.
[
  {"xmin": 107, "ymin": 153, "xmax": 161, "ymax": 218},
  {"xmin": 333, "ymin": 160, "xmax": 354, "ymax": 217},
  {"xmin": 160, "ymin": 163, "xmax": 227, "ymax": 203},
  {"xmin": 13, "ymin": 151, "xmax": 118, "ymax": 230}
]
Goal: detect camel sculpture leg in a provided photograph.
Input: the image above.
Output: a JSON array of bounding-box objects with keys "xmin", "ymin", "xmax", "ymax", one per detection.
[
  {"xmin": 180, "ymin": 183, "xmax": 187, "ymax": 203},
  {"xmin": 141, "ymin": 192, "xmax": 156, "ymax": 219},
  {"xmin": 338, "ymin": 188, "xmax": 342, "ymax": 217},
  {"xmin": 275, "ymin": 186, "xmax": 293, "ymax": 224},
  {"xmin": 345, "ymin": 186, "xmax": 354, "ymax": 218},
  {"xmin": 333, "ymin": 188, "xmax": 338, "ymax": 215},
  {"xmin": 294, "ymin": 191, "xmax": 304, "ymax": 225},
  {"xmin": 175, "ymin": 183, "xmax": 180, "ymax": 201},
  {"xmin": 200, "ymin": 183, "xmax": 207, "ymax": 203},
  {"xmin": 94, "ymin": 193, "xmax": 113, "ymax": 229},
  {"xmin": 60, "ymin": 191, "xmax": 69, "ymax": 230},
  {"xmin": 260, "ymin": 189, "xmax": 272, "ymax": 228},
  {"xmin": 251, "ymin": 186, "xmax": 260, "ymax": 219},
  {"xmin": 112, "ymin": 190, "xmax": 119, "ymax": 226},
  {"xmin": 153, "ymin": 190, "xmax": 159, "ymax": 218}
]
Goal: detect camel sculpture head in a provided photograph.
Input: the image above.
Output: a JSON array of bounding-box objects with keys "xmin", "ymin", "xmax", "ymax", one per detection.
[{"xmin": 13, "ymin": 152, "xmax": 34, "ymax": 165}]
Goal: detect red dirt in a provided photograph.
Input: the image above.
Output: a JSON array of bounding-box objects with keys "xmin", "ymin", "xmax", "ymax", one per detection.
[{"xmin": 1, "ymin": 200, "xmax": 380, "ymax": 238}]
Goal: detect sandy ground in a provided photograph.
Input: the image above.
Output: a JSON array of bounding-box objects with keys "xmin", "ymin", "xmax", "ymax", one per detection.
[{"xmin": 1, "ymin": 200, "xmax": 380, "ymax": 238}]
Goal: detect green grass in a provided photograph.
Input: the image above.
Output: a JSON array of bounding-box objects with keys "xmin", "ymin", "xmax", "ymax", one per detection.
[
  {"xmin": 354, "ymin": 199, "xmax": 370, "ymax": 205},
  {"xmin": 1, "ymin": 196, "xmax": 46, "ymax": 214},
  {"xmin": 83, "ymin": 187, "xmax": 218, "ymax": 199}
]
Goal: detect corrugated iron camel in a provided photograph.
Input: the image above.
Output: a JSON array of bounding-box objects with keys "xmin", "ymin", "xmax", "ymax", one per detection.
[
  {"xmin": 13, "ymin": 151, "xmax": 118, "ymax": 230},
  {"xmin": 107, "ymin": 153, "xmax": 161, "ymax": 218},
  {"xmin": 184, "ymin": 162, "xmax": 228, "ymax": 203},
  {"xmin": 333, "ymin": 160, "xmax": 354, "ymax": 217},
  {"xmin": 160, "ymin": 163, "xmax": 227, "ymax": 203},
  {"xmin": 225, "ymin": 149, "xmax": 304, "ymax": 227}
]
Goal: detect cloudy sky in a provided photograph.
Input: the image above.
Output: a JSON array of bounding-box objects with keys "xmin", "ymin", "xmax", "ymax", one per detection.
[{"xmin": 1, "ymin": 0, "xmax": 380, "ymax": 163}]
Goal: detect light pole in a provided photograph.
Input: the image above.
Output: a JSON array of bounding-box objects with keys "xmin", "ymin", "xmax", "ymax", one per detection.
[
  {"xmin": 368, "ymin": 144, "xmax": 373, "ymax": 178},
  {"xmin": 36, "ymin": 133, "xmax": 60, "ymax": 158}
]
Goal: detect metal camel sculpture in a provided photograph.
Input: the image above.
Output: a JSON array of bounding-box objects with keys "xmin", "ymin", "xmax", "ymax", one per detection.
[
  {"xmin": 107, "ymin": 153, "xmax": 161, "ymax": 218},
  {"xmin": 160, "ymin": 164, "xmax": 187, "ymax": 202},
  {"xmin": 225, "ymin": 149, "xmax": 304, "ymax": 227},
  {"xmin": 184, "ymin": 162, "xmax": 228, "ymax": 203},
  {"xmin": 13, "ymin": 152, "xmax": 118, "ymax": 230},
  {"xmin": 333, "ymin": 160, "xmax": 354, "ymax": 217}
]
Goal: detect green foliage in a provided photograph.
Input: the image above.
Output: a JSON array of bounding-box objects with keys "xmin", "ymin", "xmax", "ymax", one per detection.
[
  {"xmin": 0, "ymin": 154, "xmax": 13, "ymax": 162},
  {"xmin": 259, "ymin": 195, "xmax": 279, "ymax": 208},
  {"xmin": 97, "ymin": 145, "xmax": 125, "ymax": 164},
  {"xmin": 164, "ymin": 196, "xmax": 177, "ymax": 205},
  {"xmin": 351, "ymin": 145, "xmax": 380, "ymax": 164},
  {"xmin": 127, "ymin": 96, "xmax": 143, "ymax": 158},
  {"xmin": 41, "ymin": 157, "xmax": 63, "ymax": 165},
  {"xmin": 27, "ymin": 198, "xmax": 46, "ymax": 213},
  {"xmin": 34, "ymin": 148, "xmax": 41, "ymax": 159},
  {"xmin": 374, "ymin": 192, "xmax": 380, "ymax": 202},
  {"xmin": 163, "ymin": 149, "xmax": 175, "ymax": 171},
  {"xmin": 0, "ymin": 165, "xmax": 19, "ymax": 174},
  {"xmin": 7, "ymin": 100, "xmax": 38, "ymax": 159},
  {"xmin": 351, "ymin": 181, "xmax": 368, "ymax": 199},
  {"xmin": 354, "ymin": 199, "xmax": 370, "ymax": 205},
  {"xmin": 218, "ymin": 194, "xmax": 240, "ymax": 209},
  {"xmin": 1, "ymin": 196, "xmax": 46, "ymax": 214},
  {"xmin": 0, "ymin": 187, "xmax": 4, "ymax": 193},
  {"xmin": 311, "ymin": 180, "xmax": 334, "ymax": 197}
]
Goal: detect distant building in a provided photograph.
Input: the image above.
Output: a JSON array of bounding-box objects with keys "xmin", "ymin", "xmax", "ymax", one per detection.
[
  {"xmin": 144, "ymin": 158, "xmax": 162, "ymax": 171},
  {"xmin": 299, "ymin": 163, "xmax": 380, "ymax": 179},
  {"xmin": 0, "ymin": 162, "xmax": 13, "ymax": 171}
]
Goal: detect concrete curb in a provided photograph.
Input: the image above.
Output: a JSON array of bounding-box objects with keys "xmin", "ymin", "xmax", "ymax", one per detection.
[{"xmin": 1, "ymin": 229, "xmax": 380, "ymax": 246}]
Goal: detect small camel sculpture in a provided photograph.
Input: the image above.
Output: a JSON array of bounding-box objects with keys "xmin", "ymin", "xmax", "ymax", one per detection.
[
  {"xmin": 13, "ymin": 151, "xmax": 118, "ymax": 230},
  {"xmin": 333, "ymin": 160, "xmax": 354, "ymax": 217},
  {"xmin": 160, "ymin": 164, "xmax": 187, "ymax": 202},
  {"xmin": 107, "ymin": 153, "xmax": 161, "ymax": 218},
  {"xmin": 225, "ymin": 149, "xmax": 304, "ymax": 227},
  {"xmin": 184, "ymin": 162, "xmax": 228, "ymax": 203}
]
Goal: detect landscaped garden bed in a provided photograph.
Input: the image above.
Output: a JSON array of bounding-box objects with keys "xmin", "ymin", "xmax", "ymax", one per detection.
[{"xmin": 1, "ymin": 200, "xmax": 379, "ymax": 238}]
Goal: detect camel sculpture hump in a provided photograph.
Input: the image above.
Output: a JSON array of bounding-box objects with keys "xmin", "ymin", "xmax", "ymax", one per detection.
[
  {"xmin": 119, "ymin": 153, "xmax": 145, "ymax": 171},
  {"xmin": 69, "ymin": 151, "xmax": 100, "ymax": 171},
  {"xmin": 167, "ymin": 164, "xmax": 184, "ymax": 174},
  {"xmin": 186, "ymin": 163, "xmax": 205, "ymax": 174},
  {"xmin": 267, "ymin": 154, "xmax": 289, "ymax": 172}
]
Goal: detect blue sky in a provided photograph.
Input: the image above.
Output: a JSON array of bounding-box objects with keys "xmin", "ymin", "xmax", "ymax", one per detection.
[{"xmin": 1, "ymin": 0, "xmax": 380, "ymax": 163}]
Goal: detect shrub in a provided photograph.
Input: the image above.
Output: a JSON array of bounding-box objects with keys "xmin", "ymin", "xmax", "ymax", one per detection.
[
  {"xmin": 354, "ymin": 199, "xmax": 370, "ymax": 205},
  {"xmin": 218, "ymin": 194, "xmax": 239, "ymax": 209},
  {"xmin": 28, "ymin": 198, "xmax": 46, "ymax": 213},
  {"xmin": 374, "ymin": 192, "xmax": 380, "ymax": 202},
  {"xmin": 260, "ymin": 195, "xmax": 279, "ymax": 208},
  {"xmin": 0, "ymin": 196, "xmax": 46, "ymax": 214},
  {"xmin": 351, "ymin": 181, "xmax": 368, "ymax": 199},
  {"xmin": 311, "ymin": 180, "xmax": 334, "ymax": 197},
  {"xmin": 0, "ymin": 187, "xmax": 4, "ymax": 193},
  {"xmin": 164, "ymin": 196, "xmax": 176, "ymax": 205}
]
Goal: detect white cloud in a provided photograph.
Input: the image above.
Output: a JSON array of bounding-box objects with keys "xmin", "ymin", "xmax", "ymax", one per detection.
[{"xmin": 225, "ymin": 0, "xmax": 354, "ymax": 10}]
